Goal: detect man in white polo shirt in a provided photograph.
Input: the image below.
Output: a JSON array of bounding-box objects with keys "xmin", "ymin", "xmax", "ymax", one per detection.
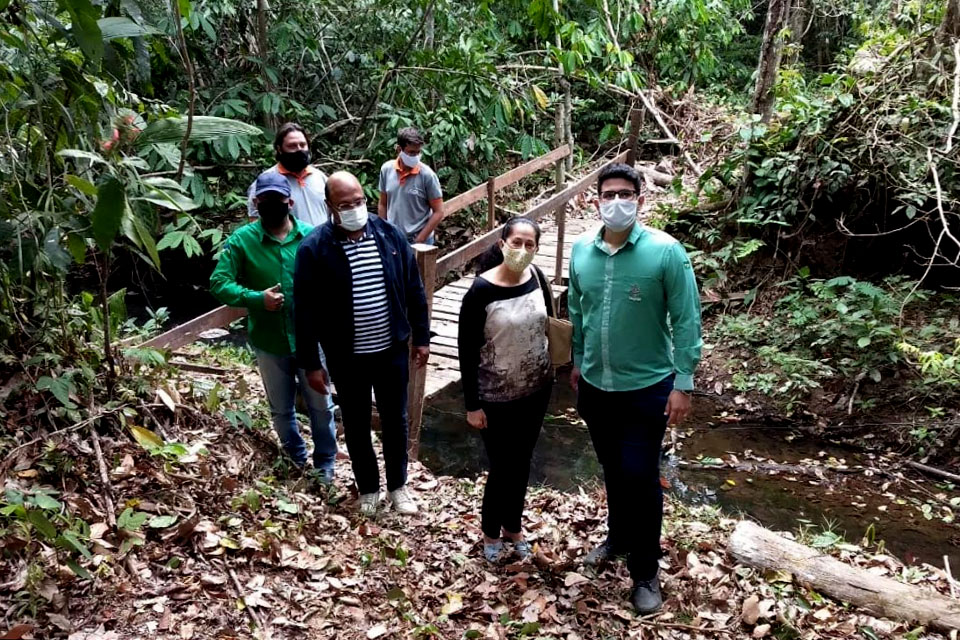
[
  {"xmin": 248, "ymin": 122, "xmax": 329, "ymax": 226},
  {"xmin": 377, "ymin": 127, "xmax": 444, "ymax": 245}
]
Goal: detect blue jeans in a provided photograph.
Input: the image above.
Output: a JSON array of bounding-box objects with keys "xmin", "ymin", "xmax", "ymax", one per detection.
[
  {"xmin": 254, "ymin": 347, "xmax": 337, "ymax": 473},
  {"xmin": 577, "ymin": 374, "xmax": 674, "ymax": 581}
]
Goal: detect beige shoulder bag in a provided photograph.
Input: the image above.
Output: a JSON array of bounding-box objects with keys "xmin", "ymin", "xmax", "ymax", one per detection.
[{"xmin": 534, "ymin": 266, "xmax": 573, "ymax": 367}]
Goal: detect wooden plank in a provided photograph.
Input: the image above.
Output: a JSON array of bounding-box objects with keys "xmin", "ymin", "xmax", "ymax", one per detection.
[
  {"xmin": 444, "ymin": 146, "xmax": 573, "ymax": 218},
  {"xmin": 407, "ymin": 244, "xmax": 438, "ymax": 461},
  {"xmin": 487, "ymin": 178, "xmax": 496, "ymax": 231},
  {"xmin": 139, "ymin": 305, "xmax": 247, "ymax": 351},
  {"xmin": 443, "ymin": 182, "xmax": 488, "ymax": 216},
  {"xmin": 523, "ymin": 151, "xmax": 629, "ymax": 222},
  {"xmin": 430, "ymin": 343, "xmax": 460, "ymax": 360},
  {"xmin": 435, "ymin": 152, "xmax": 628, "ymax": 279},
  {"xmin": 554, "ymin": 200, "xmax": 566, "ymax": 285},
  {"xmin": 494, "ymin": 144, "xmax": 571, "ymax": 190}
]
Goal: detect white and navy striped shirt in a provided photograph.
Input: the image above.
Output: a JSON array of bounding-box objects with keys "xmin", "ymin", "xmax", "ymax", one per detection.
[{"xmin": 342, "ymin": 233, "xmax": 393, "ymax": 354}]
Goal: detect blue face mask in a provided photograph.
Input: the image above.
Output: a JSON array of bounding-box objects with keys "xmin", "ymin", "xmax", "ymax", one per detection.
[
  {"xmin": 399, "ymin": 151, "xmax": 420, "ymax": 168},
  {"xmin": 600, "ymin": 198, "xmax": 637, "ymax": 232}
]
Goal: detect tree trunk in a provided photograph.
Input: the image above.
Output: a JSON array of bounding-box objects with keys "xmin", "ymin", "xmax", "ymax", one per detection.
[
  {"xmin": 784, "ymin": 0, "xmax": 806, "ymax": 67},
  {"xmin": 171, "ymin": 0, "xmax": 196, "ymax": 180},
  {"xmin": 939, "ymin": 0, "xmax": 960, "ymax": 45},
  {"xmin": 751, "ymin": 0, "xmax": 792, "ymax": 122},
  {"xmin": 728, "ymin": 521, "xmax": 960, "ymax": 632},
  {"xmin": 256, "ymin": 0, "xmax": 278, "ymax": 129}
]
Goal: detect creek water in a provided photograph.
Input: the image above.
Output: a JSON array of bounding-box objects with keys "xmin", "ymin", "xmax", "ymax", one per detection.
[{"xmin": 418, "ymin": 381, "xmax": 960, "ymax": 569}]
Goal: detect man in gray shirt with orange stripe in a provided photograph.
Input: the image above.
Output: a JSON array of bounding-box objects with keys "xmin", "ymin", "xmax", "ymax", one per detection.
[{"xmin": 377, "ymin": 127, "xmax": 445, "ymax": 245}]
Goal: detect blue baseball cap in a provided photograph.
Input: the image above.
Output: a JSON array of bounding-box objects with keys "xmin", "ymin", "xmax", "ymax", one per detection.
[{"xmin": 254, "ymin": 172, "xmax": 292, "ymax": 198}]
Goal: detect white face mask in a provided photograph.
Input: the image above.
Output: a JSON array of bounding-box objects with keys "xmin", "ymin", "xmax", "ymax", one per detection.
[
  {"xmin": 600, "ymin": 198, "xmax": 638, "ymax": 232},
  {"xmin": 338, "ymin": 204, "xmax": 368, "ymax": 232},
  {"xmin": 399, "ymin": 151, "xmax": 420, "ymax": 168}
]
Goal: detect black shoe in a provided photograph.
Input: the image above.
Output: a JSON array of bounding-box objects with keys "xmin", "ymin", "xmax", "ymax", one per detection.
[
  {"xmin": 583, "ymin": 541, "xmax": 618, "ymax": 566},
  {"xmin": 630, "ymin": 572, "xmax": 662, "ymax": 614}
]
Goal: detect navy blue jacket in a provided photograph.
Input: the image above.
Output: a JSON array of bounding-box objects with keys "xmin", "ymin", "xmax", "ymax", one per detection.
[{"xmin": 294, "ymin": 214, "xmax": 430, "ymax": 374}]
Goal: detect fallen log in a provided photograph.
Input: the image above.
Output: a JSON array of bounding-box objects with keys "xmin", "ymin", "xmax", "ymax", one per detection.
[
  {"xmin": 637, "ymin": 165, "xmax": 674, "ymax": 187},
  {"xmin": 906, "ymin": 460, "xmax": 960, "ymax": 485},
  {"xmin": 728, "ymin": 521, "xmax": 960, "ymax": 632}
]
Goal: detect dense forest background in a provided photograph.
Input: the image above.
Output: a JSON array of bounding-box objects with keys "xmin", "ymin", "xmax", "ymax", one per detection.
[
  {"xmin": 2, "ymin": 0, "xmax": 960, "ymax": 635},
  {"xmin": 2, "ymin": 0, "xmax": 959, "ymax": 469}
]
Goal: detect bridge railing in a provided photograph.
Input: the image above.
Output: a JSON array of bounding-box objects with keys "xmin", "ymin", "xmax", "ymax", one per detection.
[{"xmin": 132, "ymin": 129, "xmax": 643, "ymax": 462}]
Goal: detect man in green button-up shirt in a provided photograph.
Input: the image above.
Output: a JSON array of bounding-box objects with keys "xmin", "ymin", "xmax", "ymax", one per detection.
[
  {"xmin": 569, "ymin": 163, "xmax": 702, "ymax": 614},
  {"xmin": 210, "ymin": 172, "xmax": 337, "ymax": 479}
]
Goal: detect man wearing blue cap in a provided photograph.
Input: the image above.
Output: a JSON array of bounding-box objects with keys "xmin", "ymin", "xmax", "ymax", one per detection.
[{"xmin": 211, "ymin": 173, "xmax": 338, "ymax": 480}]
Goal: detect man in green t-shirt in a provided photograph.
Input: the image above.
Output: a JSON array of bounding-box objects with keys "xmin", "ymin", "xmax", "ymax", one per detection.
[{"xmin": 211, "ymin": 172, "xmax": 337, "ymax": 480}]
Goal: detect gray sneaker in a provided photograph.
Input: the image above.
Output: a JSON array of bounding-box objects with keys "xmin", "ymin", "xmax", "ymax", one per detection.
[
  {"xmin": 483, "ymin": 539, "xmax": 505, "ymax": 564},
  {"xmin": 510, "ymin": 540, "xmax": 533, "ymax": 561}
]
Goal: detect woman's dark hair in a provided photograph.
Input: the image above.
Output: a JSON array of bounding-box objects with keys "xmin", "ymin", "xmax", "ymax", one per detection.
[
  {"xmin": 274, "ymin": 122, "xmax": 308, "ymax": 152},
  {"xmin": 474, "ymin": 217, "xmax": 541, "ymax": 273}
]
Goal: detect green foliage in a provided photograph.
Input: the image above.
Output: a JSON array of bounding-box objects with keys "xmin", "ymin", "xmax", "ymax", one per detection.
[
  {"xmin": 1, "ymin": 487, "xmax": 93, "ymax": 580},
  {"xmin": 646, "ymin": 0, "xmax": 755, "ymax": 90},
  {"xmin": 716, "ymin": 276, "xmax": 960, "ymax": 411},
  {"xmin": 898, "ymin": 337, "xmax": 960, "ymax": 388}
]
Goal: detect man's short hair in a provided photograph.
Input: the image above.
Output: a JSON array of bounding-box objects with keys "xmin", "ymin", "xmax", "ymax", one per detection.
[
  {"xmin": 274, "ymin": 122, "xmax": 308, "ymax": 151},
  {"xmin": 397, "ymin": 127, "xmax": 425, "ymax": 148},
  {"xmin": 597, "ymin": 162, "xmax": 642, "ymax": 195}
]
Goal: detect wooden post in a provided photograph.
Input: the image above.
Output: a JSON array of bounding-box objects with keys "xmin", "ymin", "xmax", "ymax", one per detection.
[
  {"xmin": 554, "ymin": 104, "xmax": 566, "ymax": 191},
  {"xmin": 553, "ymin": 107, "xmax": 568, "ymax": 286},
  {"xmin": 486, "ymin": 178, "xmax": 496, "ymax": 230},
  {"xmin": 554, "ymin": 204, "xmax": 566, "ymax": 286},
  {"xmin": 625, "ymin": 106, "xmax": 642, "ymax": 167},
  {"xmin": 407, "ymin": 243, "xmax": 438, "ymax": 461}
]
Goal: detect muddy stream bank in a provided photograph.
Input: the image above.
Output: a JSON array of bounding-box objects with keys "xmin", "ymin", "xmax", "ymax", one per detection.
[{"xmin": 417, "ymin": 380, "xmax": 960, "ymax": 569}]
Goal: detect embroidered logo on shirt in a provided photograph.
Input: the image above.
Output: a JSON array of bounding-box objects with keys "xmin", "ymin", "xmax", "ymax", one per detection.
[{"xmin": 629, "ymin": 284, "xmax": 643, "ymax": 302}]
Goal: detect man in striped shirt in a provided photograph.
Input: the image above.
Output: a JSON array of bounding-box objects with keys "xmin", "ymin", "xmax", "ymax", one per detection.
[{"xmin": 294, "ymin": 171, "xmax": 430, "ymax": 517}]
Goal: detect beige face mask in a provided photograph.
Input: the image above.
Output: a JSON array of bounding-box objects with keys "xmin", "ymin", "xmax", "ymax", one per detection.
[{"xmin": 502, "ymin": 245, "xmax": 534, "ymax": 273}]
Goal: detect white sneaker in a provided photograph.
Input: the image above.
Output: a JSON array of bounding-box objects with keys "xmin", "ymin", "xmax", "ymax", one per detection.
[
  {"xmin": 388, "ymin": 485, "xmax": 418, "ymax": 515},
  {"xmin": 358, "ymin": 491, "xmax": 380, "ymax": 517}
]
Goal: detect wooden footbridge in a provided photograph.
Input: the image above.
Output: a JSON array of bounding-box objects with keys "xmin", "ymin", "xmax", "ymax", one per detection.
[{"xmin": 139, "ymin": 143, "xmax": 633, "ymax": 457}]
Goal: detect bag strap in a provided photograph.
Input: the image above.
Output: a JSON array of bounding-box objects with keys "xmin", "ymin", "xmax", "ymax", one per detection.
[{"xmin": 532, "ymin": 265, "xmax": 556, "ymax": 318}]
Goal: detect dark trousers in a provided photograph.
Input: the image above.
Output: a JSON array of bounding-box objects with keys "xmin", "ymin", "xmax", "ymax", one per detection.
[
  {"xmin": 479, "ymin": 384, "xmax": 552, "ymax": 540},
  {"xmin": 577, "ymin": 375, "xmax": 673, "ymax": 581},
  {"xmin": 332, "ymin": 342, "xmax": 410, "ymax": 494}
]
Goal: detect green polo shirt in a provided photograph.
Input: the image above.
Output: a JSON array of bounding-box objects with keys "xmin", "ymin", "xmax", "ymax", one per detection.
[
  {"xmin": 209, "ymin": 217, "xmax": 313, "ymax": 356},
  {"xmin": 569, "ymin": 222, "xmax": 703, "ymax": 392}
]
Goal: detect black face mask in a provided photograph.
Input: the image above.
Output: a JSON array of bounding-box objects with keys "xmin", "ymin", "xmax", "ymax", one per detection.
[
  {"xmin": 277, "ymin": 149, "xmax": 310, "ymax": 173},
  {"xmin": 258, "ymin": 200, "xmax": 290, "ymax": 227}
]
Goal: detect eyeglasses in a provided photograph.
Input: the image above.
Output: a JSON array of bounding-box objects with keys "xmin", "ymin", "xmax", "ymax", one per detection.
[
  {"xmin": 335, "ymin": 197, "xmax": 366, "ymax": 213},
  {"xmin": 599, "ymin": 189, "xmax": 638, "ymax": 202}
]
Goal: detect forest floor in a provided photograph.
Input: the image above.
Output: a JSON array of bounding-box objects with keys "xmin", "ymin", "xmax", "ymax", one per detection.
[{"xmin": 3, "ymin": 348, "xmax": 959, "ymax": 640}]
